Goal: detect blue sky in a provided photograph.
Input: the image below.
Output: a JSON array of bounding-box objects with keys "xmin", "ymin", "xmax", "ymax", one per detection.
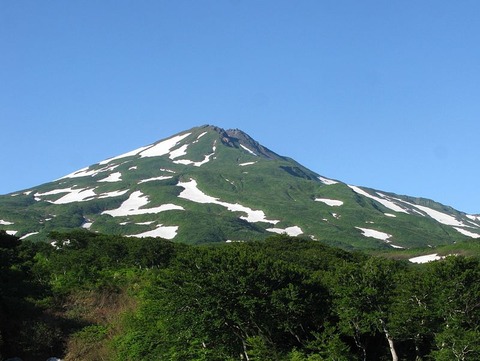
[{"xmin": 1, "ymin": 1, "xmax": 479, "ymax": 214}]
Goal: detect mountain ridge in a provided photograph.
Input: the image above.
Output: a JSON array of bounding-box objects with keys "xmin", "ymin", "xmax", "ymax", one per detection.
[{"xmin": 1, "ymin": 125, "xmax": 479, "ymax": 249}]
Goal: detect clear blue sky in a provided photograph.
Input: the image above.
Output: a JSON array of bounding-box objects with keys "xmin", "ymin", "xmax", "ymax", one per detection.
[{"xmin": 1, "ymin": 1, "xmax": 479, "ymax": 214}]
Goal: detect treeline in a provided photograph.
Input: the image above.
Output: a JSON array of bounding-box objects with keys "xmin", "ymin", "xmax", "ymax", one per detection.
[{"xmin": 1, "ymin": 230, "xmax": 480, "ymax": 360}]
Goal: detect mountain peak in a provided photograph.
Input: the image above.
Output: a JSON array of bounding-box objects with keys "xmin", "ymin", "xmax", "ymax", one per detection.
[
  {"xmin": 1, "ymin": 124, "xmax": 479, "ymax": 248},
  {"xmin": 203, "ymin": 126, "xmax": 283, "ymax": 160}
]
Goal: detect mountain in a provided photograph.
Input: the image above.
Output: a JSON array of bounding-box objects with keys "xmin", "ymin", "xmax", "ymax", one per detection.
[{"xmin": 1, "ymin": 124, "xmax": 479, "ymax": 249}]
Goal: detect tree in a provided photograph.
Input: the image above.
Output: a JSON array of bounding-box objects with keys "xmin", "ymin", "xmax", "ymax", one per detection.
[
  {"xmin": 429, "ymin": 256, "xmax": 480, "ymax": 360},
  {"xmin": 331, "ymin": 257, "xmax": 402, "ymax": 361}
]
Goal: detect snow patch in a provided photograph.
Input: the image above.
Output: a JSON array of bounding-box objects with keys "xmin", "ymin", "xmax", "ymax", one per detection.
[
  {"xmin": 20, "ymin": 232, "xmax": 39, "ymax": 239},
  {"xmin": 51, "ymin": 188, "xmax": 97, "ymax": 204},
  {"xmin": 466, "ymin": 214, "xmax": 480, "ymax": 222},
  {"xmin": 138, "ymin": 176, "xmax": 173, "ymax": 184},
  {"xmin": 160, "ymin": 168, "xmax": 176, "ymax": 173},
  {"xmin": 98, "ymin": 172, "xmax": 122, "ymax": 182},
  {"xmin": 35, "ymin": 188, "xmax": 75, "ymax": 197},
  {"xmin": 173, "ymin": 152, "xmax": 214, "ymax": 167},
  {"xmin": 169, "ymin": 144, "xmax": 189, "ymax": 159},
  {"xmin": 197, "ymin": 131, "xmax": 208, "ymax": 139},
  {"xmin": 384, "ymin": 213, "xmax": 397, "ymax": 218},
  {"xmin": 172, "ymin": 141, "xmax": 216, "ymax": 167},
  {"xmin": 348, "ymin": 186, "xmax": 409, "ymax": 214},
  {"xmin": 239, "ymin": 161, "xmax": 257, "ymax": 166},
  {"xmin": 6, "ymin": 230, "xmax": 17, "ymax": 235},
  {"xmin": 129, "ymin": 166, "xmax": 137, "ymax": 170},
  {"xmin": 0, "ymin": 219, "xmax": 14, "ymax": 225},
  {"xmin": 318, "ymin": 176, "xmax": 338, "ymax": 185},
  {"xmin": 97, "ymin": 190, "xmax": 129, "ymax": 199},
  {"xmin": 356, "ymin": 227, "xmax": 392, "ymax": 241},
  {"xmin": 240, "ymin": 144, "xmax": 257, "ymax": 156},
  {"xmin": 35, "ymin": 187, "xmax": 128, "ymax": 204},
  {"xmin": 61, "ymin": 163, "xmax": 121, "ymax": 179},
  {"xmin": 409, "ymin": 253, "xmax": 443, "ymax": 264},
  {"xmin": 177, "ymin": 179, "xmax": 280, "ymax": 224},
  {"xmin": 315, "ymin": 198, "xmax": 344, "ymax": 206},
  {"xmin": 140, "ymin": 133, "xmax": 191, "ymax": 158},
  {"xmin": 390, "ymin": 196, "xmax": 468, "ymax": 227},
  {"xmin": 390, "ymin": 244, "xmax": 404, "ymax": 249},
  {"xmin": 99, "ymin": 145, "xmax": 152, "ymax": 165},
  {"xmin": 82, "ymin": 221, "xmax": 93, "ymax": 229},
  {"xmin": 102, "ymin": 191, "xmax": 184, "ymax": 217},
  {"xmin": 266, "ymin": 226, "xmax": 303, "ymax": 236},
  {"xmin": 127, "ymin": 224, "xmax": 178, "ymax": 240},
  {"xmin": 453, "ymin": 227, "xmax": 480, "ymax": 238}
]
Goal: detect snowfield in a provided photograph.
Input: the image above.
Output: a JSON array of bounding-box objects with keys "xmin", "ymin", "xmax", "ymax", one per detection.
[
  {"xmin": 102, "ymin": 191, "xmax": 184, "ymax": 217},
  {"xmin": 35, "ymin": 187, "xmax": 129, "ymax": 204},
  {"xmin": 177, "ymin": 179, "xmax": 280, "ymax": 224},
  {"xmin": 239, "ymin": 161, "xmax": 257, "ymax": 166},
  {"xmin": 315, "ymin": 198, "xmax": 344, "ymax": 206},
  {"xmin": 390, "ymin": 196, "xmax": 469, "ymax": 228},
  {"xmin": 466, "ymin": 214, "xmax": 480, "ymax": 222},
  {"xmin": 409, "ymin": 253, "xmax": 443, "ymax": 264},
  {"xmin": 348, "ymin": 186, "xmax": 409, "ymax": 214},
  {"xmin": 61, "ymin": 163, "xmax": 121, "ymax": 179},
  {"xmin": 51, "ymin": 188, "xmax": 98, "ymax": 204},
  {"xmin": 82, "ymin": 221, "xmax": 93, "ymax": 229},
  {"xmin": 97, "ymin": 132, "xmax": 192, "ymax": 165},
  {"xmin": 20, "ymin": 232, "xmax": 39, "ymax": 239},
  {"xmin": 140, "ymin": 133, "xmax": 191, "ymax": 158},
  {"xmin": 240, "ymin": 144, "xmax": 257, "ymax": 156},
  {"xmin": 127, "ymin": 224, "xmax": 179, "ymax": 239},
  {"xmin": 98, "ymin": 172, "xmax": 122, "ymax": 182},
  {"xmin": 453, "ymin": 227, "xmax": 480, "ymax": 238},
  {"xmin": 173, "ymin": 152, "xmax": 214, "ymax": 167},
  {"xmin": 99, "ymin": 145, "xmax": 152, "ymax": 165},
  {"xmin": 169, "ymin": 144, "xmax": 189, "ymax": 159},
  {"xmin": 138, "ymin": 176, "xmax": 173, "ymax": 184},
  {"xmin": 172, "ymin": 141, "xmax": 216, "ymax": 167},
  {"xmin": 318, "ymin": 176, "xmax": 338, "ymax": 185},
  {"xmin": 266, "ymin": 226, "xmax": 303, "ymax": 237},
  {"xmin": 355, "ymin": 227, "xmax": 392, "ymax": 241}
]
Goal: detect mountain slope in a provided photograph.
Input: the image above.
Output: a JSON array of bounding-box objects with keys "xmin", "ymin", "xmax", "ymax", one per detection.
[{"xmin": 1, "ymin": 125, "xmax": 479, "ymax": 249}]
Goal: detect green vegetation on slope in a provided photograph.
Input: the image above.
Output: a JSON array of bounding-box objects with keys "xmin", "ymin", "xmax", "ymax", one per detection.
[{"xmin": 1, "ymin": 230, "xmax": 480, "ymax": 360}]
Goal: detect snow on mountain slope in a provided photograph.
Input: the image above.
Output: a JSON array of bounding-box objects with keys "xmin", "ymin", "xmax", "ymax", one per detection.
[
  {"xmin": 348, "ymin": 185, "xmax": 409, "ymax": 214},
  {"xmin": 127, "ymin": 224, "xmax": 179, "ymax": 239},
  {"xmin": 102, "ymin": 191, "xmax": 184, "ymax": 217},
  {"xmin": 140, "ymin": 133, "xmax": 192, "ymax": 158},
  {"xmin": 318, "ymin": 176, "xmax": 338, "ymax": 185},
  {"xmin": 315, "ymin": 198, "xmax": 344, "ymax": 206},
  {"xmin": 355, "ymin": 227, "xmax": 391, "ymax": 241},
  {"xmin": 99, "ymin": 172, "xmax": 122, "ymax": 182},
  {"xmin": 0, "ymin": 124, "xmax": 478, "ymax": 249},
  {"xmin": 177, "ymin": 179, "xmax": 281, "ymax": 225},
  {"xmin": 266, "ymin": 225, "xmax": 303, "ymax": 237},
  {"xmin": 409, "ymin": 254, "xmax": 443, "ymax": 264}
]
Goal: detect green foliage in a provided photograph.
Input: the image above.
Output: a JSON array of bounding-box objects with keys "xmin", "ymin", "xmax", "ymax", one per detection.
[{"xmin": 2, "ymin": 230, "xmax": 480, "ymax": 360}]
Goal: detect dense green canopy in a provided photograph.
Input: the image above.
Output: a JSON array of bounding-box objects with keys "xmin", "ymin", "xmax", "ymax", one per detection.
[{"xmin": 1, "ymin": 230, "xmax": 479, "ymax": 360}]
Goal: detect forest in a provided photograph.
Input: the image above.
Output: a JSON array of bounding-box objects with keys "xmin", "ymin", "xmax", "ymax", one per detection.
[{"xmin": 1, "ymin": 229, "xmax": 479, "ymax": 361}]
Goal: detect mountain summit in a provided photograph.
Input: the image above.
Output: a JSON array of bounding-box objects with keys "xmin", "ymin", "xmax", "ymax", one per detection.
[{"xmin": 1, "ymin": 125, "xmax": 479, "ymax": 249}]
